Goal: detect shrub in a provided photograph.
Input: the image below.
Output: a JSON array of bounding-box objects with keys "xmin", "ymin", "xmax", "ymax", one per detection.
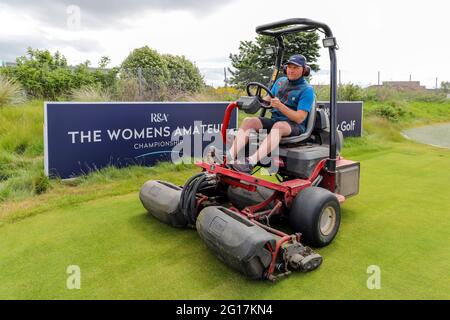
[
  {"xmin": 162, "ymin": 54, "xmax": 204, "ymax": 93},
  {"xmin": 360, "ymin": 86, "xmax": 404, "ymax": 102},
  {"xmin": 338, "ymin": 84, "xmax": 364, "ymax": 101},
  {"xmin": 0, "ymin": 48, "xmax": 118, "ymax": 100},
  {"xmin": 440, "ymin": 81, "xmax": 449, "ymax": 93},
  {"xmin": 370, "ymin": 100, "xmax": 410, "ymax": 122},
  {"xmin": 119, "ymin": 46, "xmax": 205, "ymax": 101},
  {"xmin": 121, "ymin": 46, "xmax": 169, "ymax": 91},
  {"xmin": 313, "ymin": 85, "xmax": 330, "ymax": 101},
  {"xmin": 1, "ymin": 48, "xmax": 71, "ymax": 99}
]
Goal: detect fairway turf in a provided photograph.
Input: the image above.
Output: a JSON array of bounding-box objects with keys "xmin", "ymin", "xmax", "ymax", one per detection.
[{"xmin": 0, "ymin": 140, "xmax": 449, "ymax": 299}]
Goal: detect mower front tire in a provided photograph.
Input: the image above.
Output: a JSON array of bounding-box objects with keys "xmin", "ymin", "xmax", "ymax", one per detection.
[{"xmin": 289, "ymin": 187, "xmax": 341, "ymax": 248}]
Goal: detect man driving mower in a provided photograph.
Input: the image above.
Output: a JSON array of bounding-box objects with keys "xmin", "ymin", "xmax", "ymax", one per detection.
[{"xmin": 229, "ymin": 54, "xmax": 315, "ymax": 173}]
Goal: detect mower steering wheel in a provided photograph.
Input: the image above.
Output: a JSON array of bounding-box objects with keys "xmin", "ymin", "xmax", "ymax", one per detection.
[{"xmin": 246, "ymin": 82, "xmax": 274, "ymax": 109}]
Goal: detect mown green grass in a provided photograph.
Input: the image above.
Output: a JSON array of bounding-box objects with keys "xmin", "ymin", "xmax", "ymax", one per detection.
[
  {"xmin": 0, "ymin": 97, "xmax": 449, "ymax": 299},
  {"xmin": 0, "ymin": 140, "xmax": 449, "ymax": 299}
]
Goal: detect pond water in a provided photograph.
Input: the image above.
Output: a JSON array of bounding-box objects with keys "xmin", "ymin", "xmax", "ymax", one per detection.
[{"xmin": 402, "ymin": 123, "xmax": 450, "ymax": 149}]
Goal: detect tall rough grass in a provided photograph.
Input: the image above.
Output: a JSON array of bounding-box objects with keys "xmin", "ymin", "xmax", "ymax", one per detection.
[
  {"xmin": 0, "ymin": 100, "xmax": 48, "ymax": 201},
  {"xmin": 179, "ymin": 86, "xmax": 244, "ymax": 102},
  {"xmin": 314, "ymin": 84, "xmax": 447, "ymax": 103},
  {"xmin": 71, "ymin": 85, "xmax": 112, "ymax": 102},
  {"xmin": 364, "ymin": 86, "xmax": 447, "ymax": 103},
  {"xmin": 0, "ymin": 75, "xmax": 26, "ymax": 106}
]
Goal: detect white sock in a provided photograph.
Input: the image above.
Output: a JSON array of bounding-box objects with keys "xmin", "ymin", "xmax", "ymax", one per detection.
[{"xmin": 248, "ymin": 155, "xmax": 258, "ymax": 165}]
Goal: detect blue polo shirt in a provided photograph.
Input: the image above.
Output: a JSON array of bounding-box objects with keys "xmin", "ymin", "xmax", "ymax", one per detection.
[{"xmin": 270, "ymin": 76, "xmax": 315, "ymax": 133}]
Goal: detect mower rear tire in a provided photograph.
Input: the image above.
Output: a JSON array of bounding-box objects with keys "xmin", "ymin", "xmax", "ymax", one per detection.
[{"xmin": 289, "ymin": 187, "xmax": 341, "ymax": 248}]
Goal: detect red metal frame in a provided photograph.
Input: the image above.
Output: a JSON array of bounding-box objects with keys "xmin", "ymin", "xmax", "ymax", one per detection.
[
  {"xmin": 221, "ymin": 102, "xmax": 238, "ymax": 165},
  {"xmin": 196, "ymin": 102, "xmax": 349, "ymax": 279}
]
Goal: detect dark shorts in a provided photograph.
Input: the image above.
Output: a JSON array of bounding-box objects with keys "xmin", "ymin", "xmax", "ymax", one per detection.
[{"xmin": 258, "ymin": 117, "xmax": 303, "ymax": 137}]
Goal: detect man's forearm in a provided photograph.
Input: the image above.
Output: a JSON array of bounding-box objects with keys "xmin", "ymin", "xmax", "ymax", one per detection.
[{"xmin": 277, "ymin": 103, "xmax": 306, "ymax": 124}]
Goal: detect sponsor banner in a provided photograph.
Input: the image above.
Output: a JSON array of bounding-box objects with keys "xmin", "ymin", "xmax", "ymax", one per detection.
[
  {"xmin": 317, "ymin": 101, "xmax": 363, "ymax": 137},
  {"xmin": 44, "ymin": 102, "xmax": 237, "ymax": 179}
]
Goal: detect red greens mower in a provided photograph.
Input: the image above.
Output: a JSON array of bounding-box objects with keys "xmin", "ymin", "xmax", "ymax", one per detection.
[{"xmin": 140, "ymin": 18, "xmax": 360, "ymax": 281}]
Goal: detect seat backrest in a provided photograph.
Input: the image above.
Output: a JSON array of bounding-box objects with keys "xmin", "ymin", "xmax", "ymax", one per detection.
[
  {"xmin": 314, "ymin": 107, "xmax": 329, "ymax": 130},
  {"xmin": 279, "ymin": 102, "xmax": 316, "ymax": 145},
  {"xmin": 303, "ymin": 103, "xmax": 316, "ymax": 137}
]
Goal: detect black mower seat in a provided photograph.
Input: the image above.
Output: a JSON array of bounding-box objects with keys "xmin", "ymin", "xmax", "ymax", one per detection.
[
  {"xmin": 248, "ymin": 104, "xmax": 317, "ymax": 146},
  {"xmin": 227, "ymin": 104, "xmax": 317, "ymax": 146},
  {"xmin": 279, "ymin": 104, "xmax": 316, "ymax": 145}
]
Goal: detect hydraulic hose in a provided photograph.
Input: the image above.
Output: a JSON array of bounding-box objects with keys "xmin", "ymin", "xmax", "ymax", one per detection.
[{"xmin": 179, "ymin": 173, "xmax": 216, "ymax": 226}]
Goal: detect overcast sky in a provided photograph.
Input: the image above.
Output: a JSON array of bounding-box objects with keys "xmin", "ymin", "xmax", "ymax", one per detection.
[{"xmin": 0, "ymin": 0, "xmax": 448, "ymax": 88}]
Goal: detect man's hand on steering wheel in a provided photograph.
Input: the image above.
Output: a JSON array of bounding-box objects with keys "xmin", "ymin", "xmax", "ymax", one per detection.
[{"xmin": 268, "ymin": 97, "xmax": 284, "ymax": 110}]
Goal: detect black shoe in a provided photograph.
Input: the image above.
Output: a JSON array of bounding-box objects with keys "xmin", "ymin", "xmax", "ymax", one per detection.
[{"xmin": 231, "ymin": 157, "xmax": 254, "ymax": 174}]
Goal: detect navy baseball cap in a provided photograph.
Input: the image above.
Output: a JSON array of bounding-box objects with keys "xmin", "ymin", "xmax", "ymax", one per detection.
[{"xmin": 286, "ymin": 54, "xmax": 307, "ymax": 67}]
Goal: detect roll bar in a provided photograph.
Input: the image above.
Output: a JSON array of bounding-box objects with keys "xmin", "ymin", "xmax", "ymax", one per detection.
[
  {"xmin": 256, "ymin": 18, "xmax": 339, "ymax": 174},
  {"xmin": 256, "ymin": 18, "xmax": 333, "ymax": 38}
]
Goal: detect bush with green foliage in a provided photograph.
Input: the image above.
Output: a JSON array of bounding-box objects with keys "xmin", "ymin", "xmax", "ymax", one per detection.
[
  {"xmin": 313, "ymin": 85, "xmax": 330, "ymax": 101},
  {"xmin": 338, "ymin": 84, "xmax": 364, "ymax": 101},
  {"xmin": 369, "ymin": 100, "xmax": 412, "ymax": 122},
  {"xmin": 120, "ymin": 46, "xmax": 204, "ymax": 100},
  {"xmin": 121, "ymin": 46, "xmax": 169, "ymax": 90},
  {"xmin": 162, "ymin": 54, "xmax": 204, "ymax": 93},
  {"xmin": 0, "ymin": 48, "xmax": 118, "ymax": 100}
]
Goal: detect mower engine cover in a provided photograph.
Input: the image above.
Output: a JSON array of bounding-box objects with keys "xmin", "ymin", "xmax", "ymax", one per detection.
[
  {"xmin": 196, "ymin": 206, "xmax": 277, "ymax": 279},
  {"xmin": 139, "ymin": 180, "xmax": 188, "ymax": 228}
]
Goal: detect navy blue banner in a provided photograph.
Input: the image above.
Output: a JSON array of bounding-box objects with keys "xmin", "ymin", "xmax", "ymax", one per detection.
[
  {"xmin": 317, "ymin": 101, "xmax": 363, "ymax": 137},
  {"xmin": 44, "ymin": 102, "xmax": 237, "ymax": 179}
]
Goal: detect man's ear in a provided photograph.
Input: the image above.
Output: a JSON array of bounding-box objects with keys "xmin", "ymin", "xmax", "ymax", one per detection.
[{"xmin": 303, "ymin": 65, "xmax": 311, "ymax": 77}]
